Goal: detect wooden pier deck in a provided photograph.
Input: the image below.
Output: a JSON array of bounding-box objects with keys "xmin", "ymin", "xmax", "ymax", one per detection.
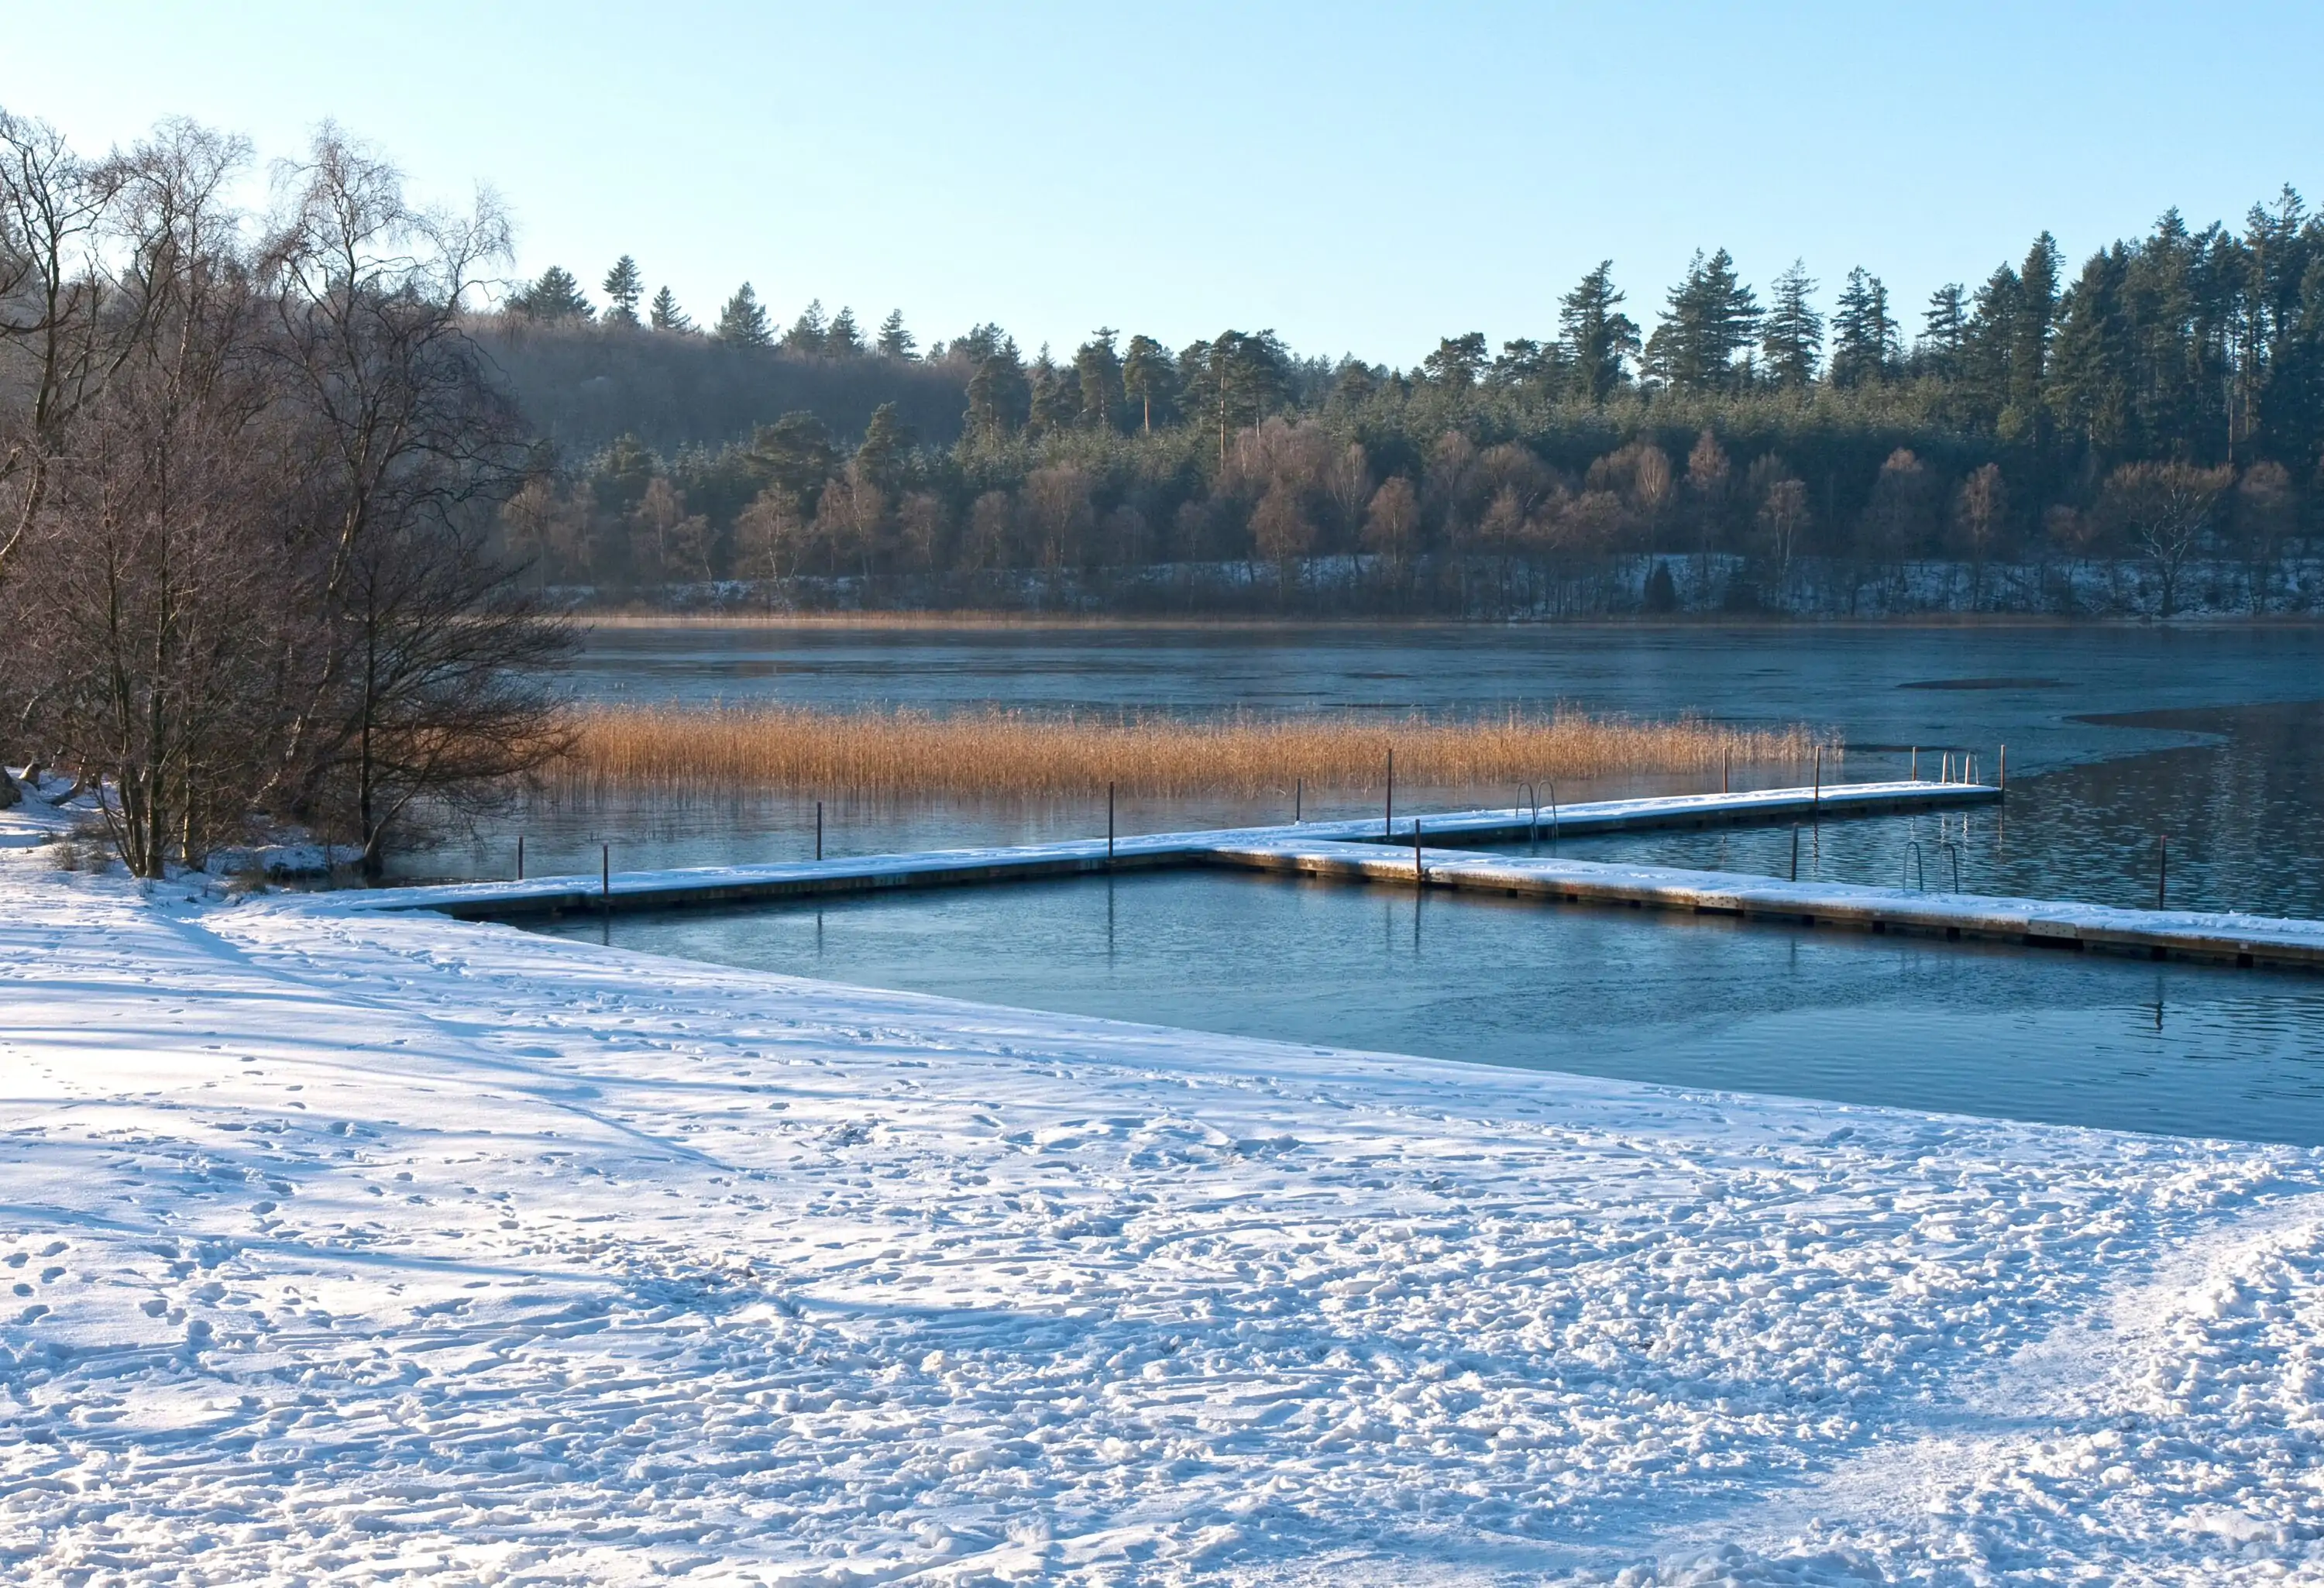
[
  {"xmin": 363, "ymin": 779, "xmax": 1999, "ymax": 921},
  {"xmin": 1207, "ymin": 839, "xmax": 2324, "ymax": 973},
  {"xmin": 338, "ymin": 774, "xmax": 2324, "ymax": 974}
]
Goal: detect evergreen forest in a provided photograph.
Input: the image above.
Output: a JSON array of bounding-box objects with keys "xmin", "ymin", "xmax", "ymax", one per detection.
[{"xmin": 497, "ymin": 197, "xmax": 2324, "ymax": 617}]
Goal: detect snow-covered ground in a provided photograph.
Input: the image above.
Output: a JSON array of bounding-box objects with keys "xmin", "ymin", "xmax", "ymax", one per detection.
[{"xmin": 3, "ymin": 803, "xmax": 2322, "ymax": 1584}]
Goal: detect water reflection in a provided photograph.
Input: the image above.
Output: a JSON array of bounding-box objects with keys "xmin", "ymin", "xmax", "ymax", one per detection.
[{"xmin": 531, "ymin": 868, "xmax": 2324, "ymax": 1146}]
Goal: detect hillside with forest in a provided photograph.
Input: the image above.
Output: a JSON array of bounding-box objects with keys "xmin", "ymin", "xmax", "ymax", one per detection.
[{"xmin": 497, "ymin": 201, "xmax": 2324, "ymax": 617}]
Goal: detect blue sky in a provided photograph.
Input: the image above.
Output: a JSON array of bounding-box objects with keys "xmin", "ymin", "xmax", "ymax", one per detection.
[{"xmin": 5, "ymin": 2, "xmax": 2316, "ymax": 366}]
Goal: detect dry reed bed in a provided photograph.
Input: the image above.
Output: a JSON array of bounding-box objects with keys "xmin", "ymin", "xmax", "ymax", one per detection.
[{"xmin": 559, "ymin": 706, "xmax": 1840, "ymax": 800}]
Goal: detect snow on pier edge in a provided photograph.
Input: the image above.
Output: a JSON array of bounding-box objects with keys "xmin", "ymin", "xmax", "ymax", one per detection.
[{"xmin": 2, "ymin": 824, "xmax": 2320, "ymax": 1583}]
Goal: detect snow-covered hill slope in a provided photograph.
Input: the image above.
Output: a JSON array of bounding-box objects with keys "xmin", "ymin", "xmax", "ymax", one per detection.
[{"xmin": 2, "ymin": 834, "xmax": 2319, "ymax": 1583}]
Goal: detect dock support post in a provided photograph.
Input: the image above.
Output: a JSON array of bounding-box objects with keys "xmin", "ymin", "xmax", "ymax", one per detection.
[
  {"xmin": 1295, "ymin": 777, "xmax": 1302, "ymax": 824},
  {"xmin": 2158, "ymin": 835, "xmax": 2168, "ymax": 909},
  {"xmin": 600, "ymin": 844, "xmax": 610, "ymax": 916},
  {"xmin": 1108, "ymin": 782, "xmax": 1115, "ymax": 864},
  {"xmin": 816, "ymin": 801, "xmax": 823, "ymax": 862},
  {"xmin": 1385, "ymin": 749, "xmax": 1394, "ymax": 838},
  {"xmin": 1813, "ymin": 748, "xmax": 1821, "ymax": 823},
  {"xmin": 1722, "ymin": 748, "xmax": 1729, "ymax": 794},
  {"xmin": 1911, "ymin": 746, "xmax": 1918, "ymax": 781},
  {"xmin": 517, "ymin": 833, "xmax": 524, "ymax": 882},
  {"xmin": 1790, "ymin": 825, "xmax": 1800, "ymax": 882},
  {"xmin": 1999, "ymin": 744, "xmax": 2006, "ymax": 795},
  {"xmin": 1414, "ymin": 818, "xmax": 1422, "ymax": 885}
]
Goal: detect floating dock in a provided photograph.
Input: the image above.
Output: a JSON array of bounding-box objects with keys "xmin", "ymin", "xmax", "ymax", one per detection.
[
  {"xmin": 345, "ymin": 775, "xmax": 2324, "ymax": 974},
  {"xmin": 366, "ymin": 780, "xmax": 1998, "ymax": 921},
  {"xmin": 1206, "ymin": 840, "xmax": 2324, "ymax": 974}
]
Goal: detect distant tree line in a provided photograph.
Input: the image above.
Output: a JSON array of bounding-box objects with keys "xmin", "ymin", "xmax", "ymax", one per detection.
[
  {"xmin": 500, "ymin": 195, "xmax": 2324, "ymax": 615},
  {"xmin": 0, "ymin": 111, "xmax": 570, "ymax": 875}
]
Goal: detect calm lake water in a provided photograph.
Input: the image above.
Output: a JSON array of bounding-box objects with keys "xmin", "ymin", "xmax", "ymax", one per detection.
[{"xmin": 493, "ymin": 623, "xmax": 2324, "ymax": 1143}]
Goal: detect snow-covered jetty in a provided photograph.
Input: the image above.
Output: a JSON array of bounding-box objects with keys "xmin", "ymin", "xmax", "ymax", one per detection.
[
  {"xmin": 1214, "ymin": 840, "xmax": 2324, "ymax": 972},
  {"xmin": 374, "ymin": 779, "xmax": 2000, "ymax": 919},
  {"xmin": 352, "ymin": 775, "xmax": 2324, "ymax": 972}
]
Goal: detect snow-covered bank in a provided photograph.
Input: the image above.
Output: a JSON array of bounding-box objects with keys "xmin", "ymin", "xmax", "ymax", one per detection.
[{"xmin": 3, "ymin": 844, "xmax": 2322, "ymax": 1583}]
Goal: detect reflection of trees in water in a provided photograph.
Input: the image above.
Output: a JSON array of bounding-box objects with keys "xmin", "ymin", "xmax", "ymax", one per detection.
[{"xmin": 2031, "ymin": 703, "xmax": 2324, "ymax": 916}]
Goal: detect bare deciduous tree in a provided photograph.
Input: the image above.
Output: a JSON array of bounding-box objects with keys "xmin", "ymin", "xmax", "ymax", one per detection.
[
  {"xmin": 2101, "ymin": 461, "xmax": 2233, "ymax": 619},
  {"xmin": 1952, "ymin": 462, "xmax": 2006, "ymax": 608},
  {"xmin": 5, "ymin": 112, "xmax": 572, "ymax": 879}
]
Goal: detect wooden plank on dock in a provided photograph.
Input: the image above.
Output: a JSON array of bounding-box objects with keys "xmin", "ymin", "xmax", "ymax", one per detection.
[{"xmin": 1203, "ymin": 839, "xmax": 2324, "ymax": 974}]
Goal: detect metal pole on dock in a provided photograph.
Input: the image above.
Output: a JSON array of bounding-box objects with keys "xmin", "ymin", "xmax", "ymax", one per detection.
[
  {"xmin": 1294, "ymin": 777, "xmax": 1302, "ymax": 824},
  {"xmin": 1107, "ymin": 782, "xmax": 1116, "ymax": 864},
  {"xmin": 1790, "ymin": 825, "xmax": 1800, "ymax": 882},
  {"xmin": 516, "ymin": 833, "xmax": 524, "ymax": 882},
  {"xmin": 1414, "ymin": 818, "xmax": 1422, "ymax": 885},
  {"xmin": 816, "ymin": 801, "xmax": 823, "ymax": 862},
  {"xmin": 1722, "ymin": 748, "xmax": 1729, "ymax": 794},
  {"xmin": 1385, "ymin": 749, "xmax": 1394, "ymax": 838},
  {"xmin": 1999, "ymin": 744, "xmax": 2006, "ymax": 795},
  {"xmin": 2158, "ymin": 835, "xmax": 2168, "ymax": 909},
  {"xmin": 1813, "ymin": 748, "xmax": 1821, "ymax": 823},
  {"xmin": 1910, "ymin": 746, "xmax": 1918, "ymax": 781},
  {"xmin": 600, "ymin": 844, "xmax": 610, "ymax": 916}
]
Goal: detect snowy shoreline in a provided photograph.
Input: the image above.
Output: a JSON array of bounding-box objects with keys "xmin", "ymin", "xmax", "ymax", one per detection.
[{"xmin": 3, "ymin": 811, "xmax": 2322, "ymax": 1583}]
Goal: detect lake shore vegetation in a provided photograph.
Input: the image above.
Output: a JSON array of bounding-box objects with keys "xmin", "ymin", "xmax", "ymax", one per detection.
[{"xmin": 558, "ymin": 704, "xmax": 1837, "ymax": 800}]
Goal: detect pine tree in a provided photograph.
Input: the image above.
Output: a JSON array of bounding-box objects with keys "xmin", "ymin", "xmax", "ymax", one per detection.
[
  {"xmin": 1917, "ymin": 284, "xmax": 1968, "ymax": 377},
  {"xmin": 1073, "ymin": 330, "xmax": 1125, "ymax": 430},
  {"xmin": 744, "ymin": 412, "xmax": 836, "ymax": 507},
  {"xmin": 601, "ymin": 256, "xmax": 643, "ymax": 325},
  {"xmin": 827, "ymin": 306, "xmax": 865, "ymax": 357},
  {"xmin": 1961, "ymin": 263, "xmax": 2023, "ymax": 426},
  {"xmin": 713, "ymin": 283, "xmax": 772, "ymax": 348},
  {"xmin": 1177, "ymin": 330, "xmax": 1286, "ymax": 467},
  {"xmin": 1121, "ymin": 334, "xmax": 1175, "ymax": 431},
  {"xmin": 1489, "ymin": 338, "xmax": 1566, "ymax": 388},
  {"xmin": 2049, "ymin": 243, "xmax": 2137, "ymax": 455},
  {"xmin": 1026, "ymin": 349, "xmax": 1073, "ymax": 435},
  {"xmin": 1645, "ymin": 249, "xmax": 1759, "ymax": 393},
  {"xmin": 1828, "ymin": 267, "xmax": 1899, "ymax": 387},
  {"xmin": 648, "ymin": 285, "xmax": 692, "ymax": 332},
  {"xmin": 1760, "ymin": 260, "xmax": 1824, "ymax": 388},
  {"xmin": 2009, "ymin": 232, "xmax": 2064, "ymax": 421},
  {"xmin": 508, "ymin": 265, "xmax": 593, "ymax": 322},
  {"xmin": 1559, "ymin": 261, "xmax": 1638, "ymax": 403},
  {"xmin": 854, "ymin": 402, "xmax": 914, "ymax": 494},
  {"xmin": 784, "ymin": 299, "xmax": 828, "ymax": 355},
  {"xmin": 1422, "ymin": 333, "xmax": 1489, "ymax": 387},
  {"xmin": 964, "ymin": 339, "xmax": 1030, "ymax": 436},
  {"xmin": 875, "ymin": 309, "xmax": 916, "ymax": 359}
]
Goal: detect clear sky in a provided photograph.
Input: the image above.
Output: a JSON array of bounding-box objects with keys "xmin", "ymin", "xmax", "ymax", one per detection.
[{"xmin": 5, "ymin": 2, "xmax": 2316, "ymax": 367}]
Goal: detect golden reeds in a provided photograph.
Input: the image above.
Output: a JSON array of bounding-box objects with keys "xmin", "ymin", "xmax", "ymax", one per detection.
[{"xmin": 558, "ymin": 705, "xmax": 1839, "ymax": 801}]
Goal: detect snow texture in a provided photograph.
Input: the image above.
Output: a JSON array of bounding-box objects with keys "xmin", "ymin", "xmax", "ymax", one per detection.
[{"xmin": 3, "ymin": 798, "xmax": 2322, "ymax": 1584}]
